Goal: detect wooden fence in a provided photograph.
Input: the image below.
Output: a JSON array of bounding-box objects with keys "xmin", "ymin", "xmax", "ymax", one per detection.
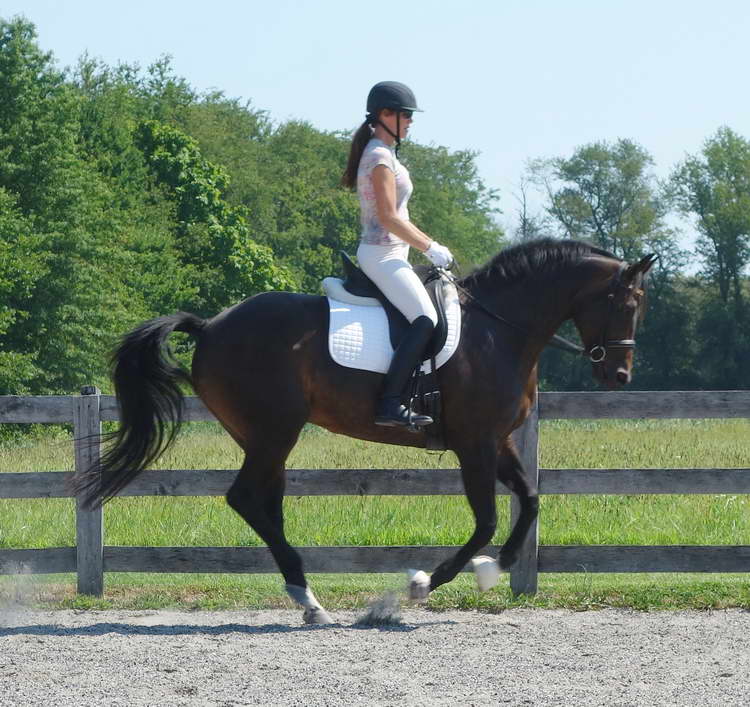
[{"xmin": 0, "ymin": 387, "xmax": 749, "ymax": 596}]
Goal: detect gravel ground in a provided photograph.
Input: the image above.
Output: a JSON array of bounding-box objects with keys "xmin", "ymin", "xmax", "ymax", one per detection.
[{"xmin": 1, "ymin": 606, "xmax": 749, "ymax": 706}]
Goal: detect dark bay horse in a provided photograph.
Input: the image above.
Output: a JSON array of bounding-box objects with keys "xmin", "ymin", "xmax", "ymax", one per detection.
[{"xmin": 73, "ymin": 238, "xmax": 655, "ymax": 623}]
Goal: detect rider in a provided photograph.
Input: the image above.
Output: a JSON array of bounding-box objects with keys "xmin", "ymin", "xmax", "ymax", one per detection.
[{"xmin": 342, "ymin": 81, "xmax": 454, "ymax": 428}]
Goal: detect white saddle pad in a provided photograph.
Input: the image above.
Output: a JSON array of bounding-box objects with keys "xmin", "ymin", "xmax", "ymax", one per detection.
[{"xmin": 326, "ymin": 279, "xmax": 461, "ymax": 374}]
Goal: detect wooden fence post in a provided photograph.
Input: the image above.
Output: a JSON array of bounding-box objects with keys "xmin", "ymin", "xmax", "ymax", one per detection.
[
  {"xmin": 74, "ymin": 386, "xmax": 103, "ymax": 596},
  {"xmin": 510, "ymin": 389, "xmax": 540, "ymax": 596}
]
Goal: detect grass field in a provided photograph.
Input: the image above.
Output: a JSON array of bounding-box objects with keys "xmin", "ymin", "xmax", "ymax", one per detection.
[{"xmin": 1, "ymin": 419, "xmax": 749, "ymax": 611}]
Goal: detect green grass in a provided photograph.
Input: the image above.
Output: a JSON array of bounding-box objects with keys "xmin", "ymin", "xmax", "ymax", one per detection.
[
  {"xmin": 1, "ymin": 419, "xmax": 749, "ymax": 610},
  {"xmin": 6, "ymin": 572, "xmax": 750, "ymax": 612}
]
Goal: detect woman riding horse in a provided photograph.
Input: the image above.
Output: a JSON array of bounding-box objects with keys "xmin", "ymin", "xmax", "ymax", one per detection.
[
  {"xmin": 72, "ymin": 120, "xmax": 657, "ymax": 625},
  {"xmin": 342, "ymin": 81, "xmax": 454, "ymax": 427}
]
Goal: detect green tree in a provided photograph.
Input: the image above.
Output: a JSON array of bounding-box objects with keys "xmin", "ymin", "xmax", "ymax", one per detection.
[
  {"xmin": 181, "ymin": 91, "xmax": 271, "ymax": 204},
  {"xmin": 670, "ymin": 126, "xmax": 750, "ymax": 387},
  {"xmin": 671, "ymin": 127, "xmax": 750, "ymax": 311},
  {"xmin": 529, "ymin": 139, "xmax": 680, "ymax": 266},
  {"xmin": 73, "ymin": 54, "xmax": 153, "ymax": 189},
  {"xmin": 70, "ymin": 54, "xmax": 215, "ymax": 318},
  {"xmin": 237, "ymin": 121, "xmax": 360, "ymax": 293},
  {"xmin": 0, "ymin": 189, "xmax": 46, "ymax": 392},
  {"xmin": 402, "ymin": 142, "xmax": 505, "ymax": 268},
  {"xmin": 134, "ymin": 119, "xmax": 294, "ymax": 313},
  {"xmin": 0, "ymin": 17, "xmax": 136, "ymax": 393}
]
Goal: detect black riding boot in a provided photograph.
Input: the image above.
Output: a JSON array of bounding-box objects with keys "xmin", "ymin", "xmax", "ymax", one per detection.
[{"xmin": 375, "ymin": 315, "xmax": 435, "ymax": 428}]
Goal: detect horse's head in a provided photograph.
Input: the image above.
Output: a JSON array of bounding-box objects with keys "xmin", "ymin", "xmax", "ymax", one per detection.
[{"xmin": 572, "ymin": 253, "xmax": 657, "ymax": 389}]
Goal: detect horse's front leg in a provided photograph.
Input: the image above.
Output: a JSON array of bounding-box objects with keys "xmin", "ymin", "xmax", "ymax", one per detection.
[
  {"xmin": 496, "ymin": 437, "xmax": 538, "ymax": 569},
  {"xmin": 409, "ymin": 442, "xmax": 498, "ymax": 599}
]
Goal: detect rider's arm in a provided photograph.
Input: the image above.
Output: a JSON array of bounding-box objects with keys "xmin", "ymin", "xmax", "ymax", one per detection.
[{"xmin": 371, "ymin": 164, "xmax": 432, "ymax": 252}]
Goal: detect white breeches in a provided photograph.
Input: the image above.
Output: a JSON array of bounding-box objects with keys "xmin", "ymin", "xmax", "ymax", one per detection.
[{"xmin": 356, "ymin": 242, "xmax": 438, "ymax": 326}]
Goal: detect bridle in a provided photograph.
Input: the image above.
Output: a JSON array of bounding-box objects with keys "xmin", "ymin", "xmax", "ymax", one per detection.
[
  {"xmin": 583, "ymin": 262, "xmax": 638, "ymax": 367},
  {"xmin": 441, "ymin": 261, "xmax": 641, "ymax": 364}
]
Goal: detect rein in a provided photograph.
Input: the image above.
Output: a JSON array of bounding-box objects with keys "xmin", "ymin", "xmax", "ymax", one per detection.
[{"xmin": 439, "ymin": 263, "xmax": 635, "ymax": 363}]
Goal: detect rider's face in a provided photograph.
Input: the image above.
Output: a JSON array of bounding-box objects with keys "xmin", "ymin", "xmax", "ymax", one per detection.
[{"xmin": 380, "ymin": 109, "xmax": 413, "ymax": 139}]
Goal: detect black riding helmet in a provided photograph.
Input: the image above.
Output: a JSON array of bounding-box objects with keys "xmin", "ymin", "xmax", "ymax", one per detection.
[
  {"xmin": 366, "ymin": 81, "xmax": 422, "ymax": 156},
  {"xmin": 366, "ymin": 81, "xmax": 423, "ymax": 115}
]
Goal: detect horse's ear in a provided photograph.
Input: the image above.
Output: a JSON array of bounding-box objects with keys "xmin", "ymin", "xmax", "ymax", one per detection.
[{"xmin": 625, "ymin": 253, "xmax": 658, "ymax": 281}]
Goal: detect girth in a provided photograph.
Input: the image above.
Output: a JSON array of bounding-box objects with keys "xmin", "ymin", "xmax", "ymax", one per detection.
[{"xmin": 340, "ymin": 252, "xmax": 450, "ymax": 359}]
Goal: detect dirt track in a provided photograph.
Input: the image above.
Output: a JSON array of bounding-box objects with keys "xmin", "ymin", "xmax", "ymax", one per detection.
[{"xmin": 1, "ymin": 607, "xmax": 749, "ymax": 705}]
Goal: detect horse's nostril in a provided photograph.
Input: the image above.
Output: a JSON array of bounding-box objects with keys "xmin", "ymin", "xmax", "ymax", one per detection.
[{"xmin": 616, "ymin": 369, "xmax": 630, "ymax": 385}]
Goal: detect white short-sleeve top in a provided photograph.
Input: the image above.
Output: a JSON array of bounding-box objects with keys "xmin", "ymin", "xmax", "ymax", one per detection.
[{"xmin": 357, "ymin": 138, "xmax": 413, "ymax": 246}]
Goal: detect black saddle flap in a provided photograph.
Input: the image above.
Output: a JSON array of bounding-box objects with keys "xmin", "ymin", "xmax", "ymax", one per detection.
[
  {"xmin": 341, "ymin": 252, "xmax": 381, "ymax": 298},
  {"xmin": 339, "ymin": 252, "xmax": 450, "ymax": 358}
]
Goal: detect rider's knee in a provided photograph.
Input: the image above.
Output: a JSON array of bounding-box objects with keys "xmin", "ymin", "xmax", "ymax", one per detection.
[
  {"xmin": 425, "ymin": 302, "xmax": 439, "ymax": 327},
  {"xmin": 412, "ymin": 298, "xmax": 438, "ymax": 327},
  {"xmin": 411, "ymin": 314, "xmax": 436, "ymax": 332}
]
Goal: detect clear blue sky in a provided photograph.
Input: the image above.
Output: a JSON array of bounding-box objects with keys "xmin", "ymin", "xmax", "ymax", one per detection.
[{"xmin": 4, "ymin": 0, "xmax": 750, "ymax": 246}]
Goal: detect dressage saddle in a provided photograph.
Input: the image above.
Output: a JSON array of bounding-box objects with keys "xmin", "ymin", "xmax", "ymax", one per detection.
[{"xmin": 337, "ymin": 252, "xmax": 450, "ymax": 360}]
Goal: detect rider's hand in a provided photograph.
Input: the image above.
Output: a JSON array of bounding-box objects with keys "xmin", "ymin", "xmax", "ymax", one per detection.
[{"xmin": 424, "ymin": 241, "xmax": 454, "ymax": 269}]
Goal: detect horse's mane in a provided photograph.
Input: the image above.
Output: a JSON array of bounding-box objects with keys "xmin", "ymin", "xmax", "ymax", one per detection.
[{"xmin": 460, "ymin": 238, "xmax": 618, "ymax": 289}]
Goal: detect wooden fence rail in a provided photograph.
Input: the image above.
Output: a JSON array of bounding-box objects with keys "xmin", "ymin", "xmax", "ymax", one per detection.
[{"xmin": 1, "ymin": 388, "xmax": 749, "ymax": 596}]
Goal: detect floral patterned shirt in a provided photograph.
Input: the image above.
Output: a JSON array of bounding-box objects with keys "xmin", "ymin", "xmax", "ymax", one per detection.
[{"xmin": 357, "ymin": 138, "xmax": 413, "ymax": 245}]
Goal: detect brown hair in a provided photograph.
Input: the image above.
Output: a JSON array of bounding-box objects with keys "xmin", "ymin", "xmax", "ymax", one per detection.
[{"xmin": 341, "ymin": 120, "xmax": 373, "ymax": 189}]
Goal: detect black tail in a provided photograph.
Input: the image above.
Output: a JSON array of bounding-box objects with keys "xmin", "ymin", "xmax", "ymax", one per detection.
[{"xmin": 72, "ymin": 312, "xmax": 207, "ymax": 509}]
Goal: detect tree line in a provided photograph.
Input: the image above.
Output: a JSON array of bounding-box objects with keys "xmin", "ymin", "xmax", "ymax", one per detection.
[{"xmin": 0, "ymin": 17, "xmax": 747, "ymax": 397}]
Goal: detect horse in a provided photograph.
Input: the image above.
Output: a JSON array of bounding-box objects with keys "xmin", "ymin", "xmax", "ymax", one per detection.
[{"xmin": 73, "ymin": 237, "xmax": 656, "ymax": 623}]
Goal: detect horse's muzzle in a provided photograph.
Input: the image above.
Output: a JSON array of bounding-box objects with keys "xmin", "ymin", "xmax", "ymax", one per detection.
[{"xmin": 594, "ymin": 363, "xmax": 631, "ymax": 389}]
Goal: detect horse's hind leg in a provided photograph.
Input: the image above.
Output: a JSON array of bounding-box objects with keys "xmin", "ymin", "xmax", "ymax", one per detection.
[
  {"xmin": 226, "ymin": 430, "xmax": 332, "ymax": 625},
  {"xmin": 496, "ymin": 438, "xmax": 539, "ymax": 570}
]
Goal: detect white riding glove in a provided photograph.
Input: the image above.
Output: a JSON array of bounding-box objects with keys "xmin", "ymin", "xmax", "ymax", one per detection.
[{"xmin": 424, "ymin": 241, "xmax": 454, "ymax": 269}]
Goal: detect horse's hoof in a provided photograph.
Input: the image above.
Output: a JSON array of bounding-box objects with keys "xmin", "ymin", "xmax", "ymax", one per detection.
[
  {"xmin": 471, "ymin": 555, "xmax": 501, "ymax": 591},
  {"xmin": 406, "ymin": 569, "xmax": 430, "ymax": 602},
  {"xmin": 303, "ymin": 606, "xmax": 333, "ymax": 625}
]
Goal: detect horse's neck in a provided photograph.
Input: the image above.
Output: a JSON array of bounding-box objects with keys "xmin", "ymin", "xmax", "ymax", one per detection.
[
  {"xmin": 469, "ymin": 258, "xmax": 617, "ymax": 353},
  {"xmin": 470, "ymin": 278, "xmax": 569, "ymax": 344}
]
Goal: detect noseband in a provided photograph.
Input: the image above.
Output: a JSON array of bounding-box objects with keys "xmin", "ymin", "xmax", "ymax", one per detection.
[{"xmin": 586, "ymin": 263, "xmax": 637, "ymax": 364}]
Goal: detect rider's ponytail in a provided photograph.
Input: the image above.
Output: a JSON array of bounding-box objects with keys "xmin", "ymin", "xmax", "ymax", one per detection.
[{"xmin": 341, "ymin": 119, "xmax": 373, "ymax": 189}]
